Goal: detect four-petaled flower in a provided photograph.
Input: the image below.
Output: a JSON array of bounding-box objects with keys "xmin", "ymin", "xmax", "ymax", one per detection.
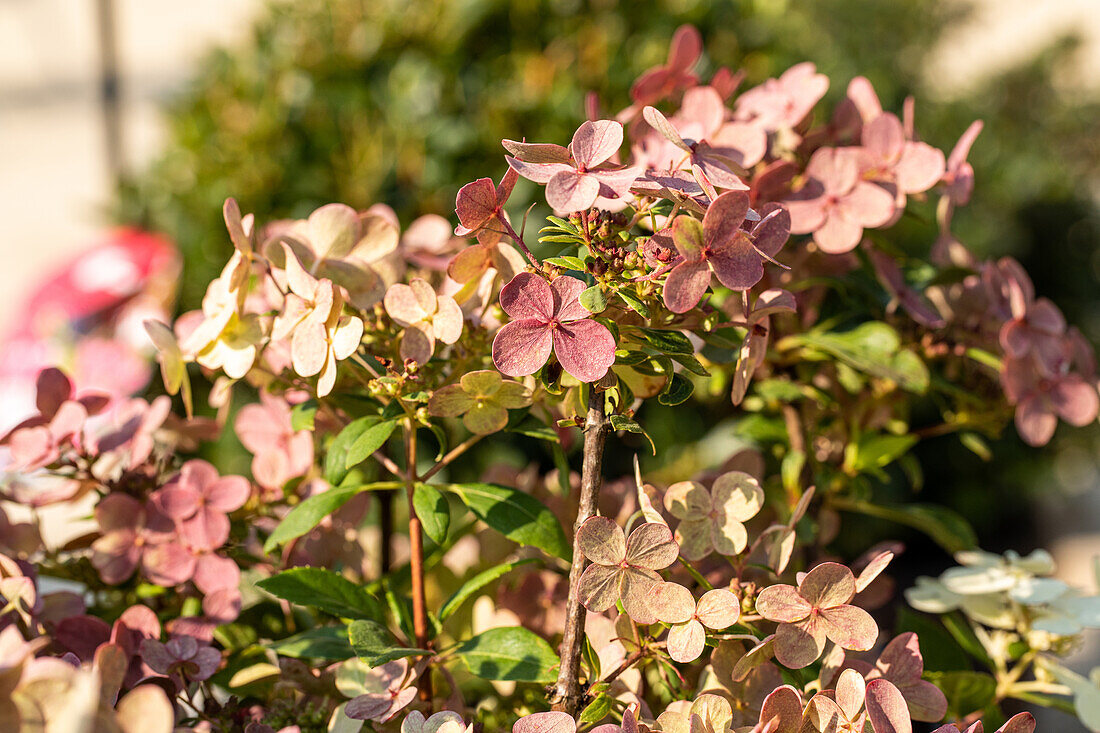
[
  {"xmin": 274, "ymin": 244, "xmax": 365, "ymax": 396},
  {"xmin": 648, "ymin": 582, "xmax": 741, "ymax": 662},
  {"xmin": 383, "ymin": 278, "xmax": 464, "ymax": 365},
  {"xmin": 492, "ymin": 273, "xmax": 616, "ymax": 383},
  {"xmin": 663, "ymin": 470, "xmax": 765, "ymax": 560},
  {"xmin": 663, "ymin": 191, "xmax": 789, "ymax": 314},
  {"xmin": 629, "ymin": 25, "xmax": 701, "ymax": 106},
  {"xmin": 140, "ymin": 636, "xmax": 221, "ymax": 685},
  {"xmin": 755, "ymin": 562, "xmax": 878, "ymax": 669},
  {"xmin": 235, "ymin": 391, "xmax": 314, "ymax": 492},
  {"xmin": 784, "ymin": 147, "xmax": 896, "ymax": 254},
  {"xmin": 427, "ymin": 370, "xmax": 532, "ymax": 435},
  {"xmin": 156, "ymin": 459, "xmax": 251, "ymax": 552},
  {"xmin": 450, "ymin": 167, "xmax": 528, "ymax": 285},
  {"xmin": 576, "ymin": 516, "xmax": 679, "ymax": 623},
  {"xmin": 505, "ymin": 120, "xmax": 640, "ymax": 212}
]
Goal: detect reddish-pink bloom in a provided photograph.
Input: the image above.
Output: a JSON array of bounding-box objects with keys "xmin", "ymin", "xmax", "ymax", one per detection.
[
  {"xmin": 505, "ymin": 120, "xmax": 640, "ymax": 212},
  {"xmin": 734, "ymin": 62, "xmax": 829, "ymax": 133},
  {"xmin": 1002, "ymin": 334, "xmax": 1099, "ymax": 447},
  {"xmin": 629, "ymin": 25, "xmax": 702, "ymax": 106},
  {"xmin": 858, "ymin": 112, "xmax": 946, "ymax": 201},
  {"xmin": 236, "ymin": 392, "xmax": 314, "ymax": 492},
  {"xmin": 155, "ymin": 460, "xmax": 251, "ymax": 551},
  {"xmin": 454, "ymin": 167, "xmax": 518, "ymax": 246},
  {"xmin": 492, "ymin": 273, "xmax": 616, "ymax": 383},
  {"xmin": 3, "ymin": 368, "xmax": 109, "ymax": 472},
  {"xmin": 943, "ymin": 120, "xmax": 983, "ymax": 206},
  {"xmin": 91, "ymin": 494, "xmax": 184, "ymax": 586},
  {"xmin": 784, "ymin": 147, "xmax": 896, "ymax": 254},
  {"xmin": 663, "ymin": 191, "xmax": 789, "ymax": 313}
]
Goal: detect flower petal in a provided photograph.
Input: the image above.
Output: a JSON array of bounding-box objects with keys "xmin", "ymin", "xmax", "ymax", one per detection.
[
  {"xmin": 799, "ymin": 562, "xmax": 857, "ymax": 608},
  {"xmin": 663, "ymin": 481, "xmax": 712, "ymax": 519},
  {"xmin": 499, "ymin": 272, "xmax": 554, "ymax": 321},
  {"xmin": 577, "ymin": 564, "xmax": 621, "ymax": 613},
  {"xmin": 865, "ymin": 678, "xmax": 913, "ymax": 733},
  {"xmin": 819, "ymin": 603, "xmax": 878, "ymax": 651},
  {"xmin": 755, "ymin": 585, "xmax": 812, "ymax": 623},
  {"xmin": 570, "ymin": 120, "xmax": 623, "ymax": 168},
  {"xmin": 649, "ymin": 581, "xmax": 696, "ymax": 624},
  {"xmin": 577, "ymin": 516, "xmax": 626, "ymax": 565},
  {"xmin": 774, "ymin": 616, "xmax": 827, "ymax": 669},
  {"xmin": 492, "ymin": 321, "xmax": 553, "ymax": 378},
  {"xmin": 546, "ymin": 170, "xmax": 600, "ymax": 213},
  {"xmin": 552, "ymin": 319, "xmax": 616, "ymax": 383},
  {"xmin": 663, "ymin": 258, "xmax": 711, "ymax": 314},
  {"xmin": 625, "ymin": 522, "xmax": 679, "ymax": 570},
  {"xmin": 667, "ymin": 619, "xmax": 706, "ymax": 663},
  {"xmin": 696, "ymin": 588, "xmax": 741, "ymax": 630}
]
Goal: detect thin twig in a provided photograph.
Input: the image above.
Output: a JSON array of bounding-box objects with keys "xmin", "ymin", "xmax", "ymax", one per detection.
[{"xmin": 551, "ymin": 386, "xmax": 610, "ymax": 716}]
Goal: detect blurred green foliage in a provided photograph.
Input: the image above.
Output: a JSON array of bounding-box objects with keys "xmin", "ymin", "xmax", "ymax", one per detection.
[{"xmin": 115, "ymin": 0, "xmax": 1100, "ymax": 550}]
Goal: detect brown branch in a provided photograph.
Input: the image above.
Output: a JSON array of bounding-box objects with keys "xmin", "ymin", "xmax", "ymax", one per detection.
[
  {"xmin": 551, "ymin": 386, "xmax": 610, "ymax": 716},
  {"xmin": 404, "ymin": 418, "xmax": 432, "ymax": 702}
]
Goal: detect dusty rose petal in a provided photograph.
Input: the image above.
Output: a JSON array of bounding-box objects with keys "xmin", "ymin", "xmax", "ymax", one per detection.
[
  {"xmin": 401, "ymin": 323, "xmax": 435, "ymax": 364},
  {"xmin": 513, "ymin": 711, "xmax": 577, "ymax": 733},
  {"xmin": 432, "ymin": 296, "xmax": 464, "ymax": 344},
  {"xmin": 814, "ymin": 209, "xmax": 865, "ymax": 254},
  {"xmin": 755, "ymin": 585, "xmax": 811, "ymax": 623},
  {"xmin": 865, "ymin": 679, "xmax": 912, "ymax": 733},
  {"xmin": 206, "ymin": 476, "xmax": 250, "ymax": 513},
  {"xmin": 546, "ymin": 170, "xmax": 600, "ymax": 212},
  {"xmin": 448, "ymin": 245, "xmax": 492, "ymax": 284},
  {"xmin": 847, "ymin": 182, "xmax": 897, "ymax": 228},
  {"xmin": 856, "ymin": 551, "xmax": 894, "ymax": 593},
  {"xmin": 804, "ymin": 696, "xmax": 844, "ymax": 732},
  {"xmin": 621, "ymin": 567, "xmax": 661, "ymax": 623},
  {"xmin": 819, "ymin": 604, "xmax": 878, "ymax": 651},
  {"xmin": 1015, "ymin": 396, "xmax": 1057, "ymax": 446},
  {"xmin": 577, "ymin": 563, "xmax": 621, "ymax": 613},
  {"xmin": 156, "ymin": 484, "xmax": 201, "ymax": 521},
  {"xmin": 696, "ymin": 589, "xmax": 740, "ymax": 629},
  {"xmin": 505, "ymin": 156, "xmax": 575, "ymax": 184},
  {"xmin": 664, "ymin": 258, "xmax": 711, "ymax": 313},
  {"xmin": 552, "ymin": 319, "xmax": 616, "ymax": 383},
  {"xmin": 492, "ymin": 320, "xmax": 553, "ymax": 377},
  {"xmin": 35, "ymin": 367, "xmax": 73, "ymax": 415},
  {"xmin": 570, "ymin": 120, "xmax": 622, "ymax": 168},
  {"xmin": 758, "ymin": 685, "xmax": 804, "ymax": 732},
  {"xmin": 752, "ymin": 203, "xmax": 791, "ymax": 258},
  {"xmin": 499, "ymin": 273, "xmax": 554, "ymax": 321},
  {"xmin": 774, "ymin": 616, "xmax": 826, "ymax": 669},
  {"xmin": 649, "ymin": 582, "xmax": 695, "ymax": 624},
  {"xmin": 998, "ymin": 713, "xmax": 1036, "ymax": 733},
  {"xmin": 799, "ymin": 563, "xmax": 857, "ymax": 608},
  {"xmin": 668, "ymin": 618, "xmax": 706, "ymax": 663},
  {"xmin": 577, "ymin": 516, "xmax": 626, "ymax": 565},
  {"xmin": 551, "ymin": 276, "xmax": 591, "ymax": 322},
  {"xmin": 143, "ymin": 542, "xmax": 196, "ymax": 587},
  {"xmin": 455, "ymin": 177, "xmax": 497, "ymax": 230},
  {"xmin": 625, "ymin": 522, "xmax": 679, "ymax": 570},
  {"xmin": 1052, "ymin": 376, "xmax": 1100, "ymax": 426},
  {"xmin": 385, "ymin": 283, "xmax": 429, "ymax": 326},
  {"xmin": 836, "ymin": 668, "xmax": 867, "ymax": 720},
  {"xmin": 896, "ymin": 142, "xmax": 945, "ymax": 193},
  {"xmin": 193, "ymin": 552, "xmax": 240, "ymax": 594}
]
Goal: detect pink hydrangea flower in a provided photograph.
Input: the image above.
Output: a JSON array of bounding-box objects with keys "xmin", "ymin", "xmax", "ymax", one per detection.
[
  {"xmin": 734, "ymin": 62, "xmax": 829, "ymax": 133},
  {"xmin": 663, "ymin": 191, "xmax": 789, "ymax": 313},
  {"xmin": 858, "ymin": 112, "xmax": 946, "ymax": 204},
  {"xmin": 943, "ymin": 120, "xmax": 984, "ymax": 206},
  {"xmin": 755, "ymin": 562, "xmax": 878, "ymax": 669},
  {"xmin": 629, "ymin": 25, "xmax": 702, "ymax": 106},
  {"xmin": 2, "ymin": 368, "xmax": 109, "ymax": 472},
  {"xmin": 505, "ymin": 120, "xmax": 641, "ymax": 212},
  {"xmin": 383, "ymin": 278, "xmax": 464, "ymax": 365},
  {"xmin": 91, "ymin": 494, "xmax": 185, "ymax": 586},
  {"xmin": 575, "ymin": 516, "xmax": 679, "ymax": 623},
  {"xmin": 155, "ymin": 460, "xmax": 251, "ymax": 552},
  {"xmin": 344, "ymin": 658, "xmax": 418, "ymax": 723},
  {"xmin": 235, "ymin": 392, "xmax": 314, "ymax": 492},
  {"xmin": 784, "ymin": 147, "xmax": 896, "ymax": 254},
  {"xmin": 1002, "ymin": 336, "xmax": 1099, "ymax": 447},
  {"xmin": 491, "ymin": 273, "xmax": 616, "ymax": 383}
]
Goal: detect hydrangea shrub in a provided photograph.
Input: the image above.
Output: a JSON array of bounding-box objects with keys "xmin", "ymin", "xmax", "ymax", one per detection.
[{"xmin": 4, "ymin": 24, "xmax": 1100, "ymax": 733}]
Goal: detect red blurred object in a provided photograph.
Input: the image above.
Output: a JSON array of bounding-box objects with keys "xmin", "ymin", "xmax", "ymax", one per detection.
[{"xmin": 0, "ymin": 228, "xmax": 180, "ymax": 431}]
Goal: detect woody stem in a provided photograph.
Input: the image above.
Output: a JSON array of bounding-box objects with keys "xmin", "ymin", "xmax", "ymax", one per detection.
[
  {"xmin": 551, "ymin": 385, "xmax": 610, "ymax": 716},
  {"xmin": 404, "ymin": 418, "xmax": 432, "ymax": 702}
]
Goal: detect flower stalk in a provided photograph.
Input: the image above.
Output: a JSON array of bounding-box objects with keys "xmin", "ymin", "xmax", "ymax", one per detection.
[{"xmin": 551, "ymin": 385, "xmax": 609, "ymax": 715}]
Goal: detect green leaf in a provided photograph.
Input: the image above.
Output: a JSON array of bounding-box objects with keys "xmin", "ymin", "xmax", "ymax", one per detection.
[
  {"xmin": 670, "ymin": 352, "xmax": 710, "ymax": 376},
  {"xmin": 940, "ymin": 612, "xmax": 995, "ymax": 668},
  {"xmin": 326, "ymin": 417, "xmax": 383, "ymax": 485},
  {"xmin": 833, "ymin": 498, "xmax": 977, "ymax": 553},
  {"xmin": 658, "ymin": 372, "xmax": 694, "ymax": 406},
  {"xmin": 847, "ymin": 433, "xmax": 918, "ymax": 473},
  {"xmin": 960, "ymin": 432, "xmax": 993, "ymax": 461},
  {"xmin": 256, "ymin": 568, "xmax": 385, "ymax": 621},
  {"xmin": 617, "ymin": 288, "xmax": 650, "ymax": 318},
  {"xmin": 446, "ymin": 483, "xmax": 570, "ymax": 559},
  {"xmin": 633, "ymin": 327, "xmax": 693, "ymax": 355},
  {"xmin": 267, "ymin": 626, "xmax": 354, "ymax": 660},
  {"xmin": 347, "ymin": 620, "xmax": 428, "ymax": 666},
  {"xmin": 438, "ymin": 559, "xmax": 538, "ymax": 623},
  {"xmin": 794, "ymin": 322, "xmax": 929, "ymax": 393},
  {"xmin": 344, "ymin": 419, "xmax": 398, "ymax": 469},
  {"xmin": 544, "ymin": 255, "xmax": 587, "ymax": 270},
  {"xmin": 930, "ymin": 670, "xmax": 997, "ymax": 718},
  {"xmin": 608, "ymin": 414, "xmax": 655, "ymax": 454},
  {"xmin": 263, "ymin": 484, "xmax": 364, "ymax": 553},
  {"xmin": 579, "ymin": 694, "xmax": 613, "ymax": 724},
  {"xmin": 413, "ymin": 483, "xmax": 450, "ymax": 544},
  {"xmin": 290, "ymin": 401, "xmax": 318, "ymax": 431},
  {"xmin": 580, "ymin": 285, "xmax": 608, "ymax": 313},
  {"xmin": 452, "ymin": 627, "xmax": 560, "ymax": 682}
]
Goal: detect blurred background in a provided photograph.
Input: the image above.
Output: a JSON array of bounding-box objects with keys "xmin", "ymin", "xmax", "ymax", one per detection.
[{"xmin": 3, "ymin": 0, "xmax": 1100, "ymax": 727}]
